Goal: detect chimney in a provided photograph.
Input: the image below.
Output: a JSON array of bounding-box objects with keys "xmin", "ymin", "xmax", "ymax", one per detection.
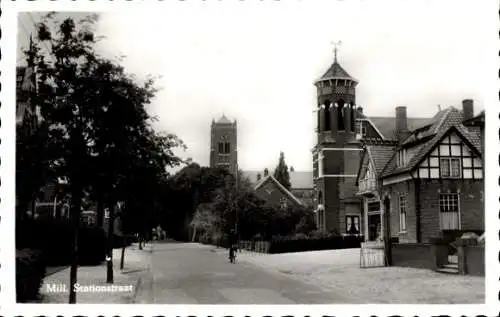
[
  {"xmin": 462, "ymin": 99, "xmax": 474, "ymax": 121},
  {"xmin": 263, "ymin": 168, "xmax": 269, "ymax": 177},
  {"xmin": 395, "ymin": 106, "xmax": 409, "ymax": 143}
]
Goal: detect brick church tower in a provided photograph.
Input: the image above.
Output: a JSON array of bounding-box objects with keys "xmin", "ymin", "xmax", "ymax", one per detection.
[
  {"xmin": 210, "ymin": 114, "xmax": 238, "ymax": 175},
  {"xmin": 312, "ymin": 48, "xmax": 363, "ymax": 234}
]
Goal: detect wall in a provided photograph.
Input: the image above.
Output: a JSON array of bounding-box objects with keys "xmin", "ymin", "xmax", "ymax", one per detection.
[
  {"xmin": 255, "ymin": 178, "xmax": 300, "ymax": 208},
  {"xmin": 391, "ymin": 243, "xmax": 448, "ymax": 270},
  {"xmin": 383, "ymin": 180, "xmax": 417, "ymax": 243},
  {"xmin": 418, "ymin": 179, "xmax": 483, "ymax": 242},
  {"xmin": 383, "ymin": 179, "xmax": 483, "ymax": 243}
]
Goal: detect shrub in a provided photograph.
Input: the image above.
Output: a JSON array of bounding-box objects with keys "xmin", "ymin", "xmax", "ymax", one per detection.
[
  {"xmin": 16, "ymin": 248, "xmax": 46, "ymax": 302},
  {"xmin": 268, "ymin": 235, "xmax": 364, "ymax": 254},
  {"xmin": 16, "ymin": 219, "xmax": 106, "ymax": 266}
]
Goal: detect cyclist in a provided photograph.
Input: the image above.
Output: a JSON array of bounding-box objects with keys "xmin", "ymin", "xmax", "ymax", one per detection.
[{"xmin": 228, "ymin": 229, "xmax": 238, "ymax": 263}]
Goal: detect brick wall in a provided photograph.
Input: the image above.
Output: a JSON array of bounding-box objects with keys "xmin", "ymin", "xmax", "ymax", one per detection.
[
  {"xmin": 383, "ymin": 180, "xmax": 417, "ymax": 243},
  {"xmin": 392, "ymin": 243, "xmax": 448, "ymax": 270},
  {"xmin": 323, "ymin": 178, "xmax": 340, "ymax": 232},
  {"xmin": 418, "ymin": 179, "xmax": 483, "ymax": 242},
  {"xmin": 383, "ymin": 178, "xmax": 483, "ymax": 244},
  {"xmin": 255, "ymin": 179, "xmax": 300, "ymax": 208}
]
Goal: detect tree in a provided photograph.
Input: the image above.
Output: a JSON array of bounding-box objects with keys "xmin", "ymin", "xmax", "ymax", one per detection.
[
  {"xmin": 273, "ymin": 152, "xmax": 291, "ymax": 190},
  {"xmin": 256, "ymin": 173, "xmax": 262, "ymax": 181},
  {"xmin": 190, "ymin": 203, "xmax": 219, "ymax": 242},
  {"xmin": 31, "ymin": 13, "xmax": 185, "ymax": 300}
]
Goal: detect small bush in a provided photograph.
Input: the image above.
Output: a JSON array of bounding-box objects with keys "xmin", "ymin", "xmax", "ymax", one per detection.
[{"xmin": 16, "ymin": 248, "xmax": 46, "ymax": 302}]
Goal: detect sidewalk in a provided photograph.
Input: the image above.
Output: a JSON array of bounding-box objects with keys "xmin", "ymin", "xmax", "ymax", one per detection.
[
  {"xmin": 39, "ymin": 243, "xmax": 152, "ymax": 304},
  {"xmin": 215, "ymin": 247, "xmax": 484, "ymax": 304}
]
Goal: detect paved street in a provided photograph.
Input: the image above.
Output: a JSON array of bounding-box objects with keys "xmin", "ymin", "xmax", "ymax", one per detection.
[{"xmin": 134, "ymin": 242, "xmax": 350, "ymax": 304}]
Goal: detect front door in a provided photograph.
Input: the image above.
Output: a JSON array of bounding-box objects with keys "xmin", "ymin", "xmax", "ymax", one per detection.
[{"xmin": 368, "ymin": 213, "xmax": 381, "ymax": 241}]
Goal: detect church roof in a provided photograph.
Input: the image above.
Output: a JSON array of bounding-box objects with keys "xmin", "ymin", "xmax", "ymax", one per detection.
[{"xmin": 216, "ymin": 114, "xmax": 232, "ymax": 124}]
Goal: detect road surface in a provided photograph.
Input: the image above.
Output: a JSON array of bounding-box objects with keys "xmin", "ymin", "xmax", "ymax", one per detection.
[{"xmin": 134, "ymin": 242, "xmax": 349, "ymax": 304}]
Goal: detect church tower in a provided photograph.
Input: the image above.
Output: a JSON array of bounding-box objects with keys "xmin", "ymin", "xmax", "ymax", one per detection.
[
  {"xmin": 210, "ymin": 114, "xmax": 238, "ymax": 175},
  {"xmin": 312, "ymin": 44, "xmax": 363, "ymax": 234}
]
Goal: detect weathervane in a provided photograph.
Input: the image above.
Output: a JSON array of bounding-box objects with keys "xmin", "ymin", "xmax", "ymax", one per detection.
[{"xmin": 331, "ymin": 40, "xmax": 342, "ymax": 62}]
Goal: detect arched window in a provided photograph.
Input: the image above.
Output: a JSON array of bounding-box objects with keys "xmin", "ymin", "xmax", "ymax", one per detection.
[
  {"xmin": 350, "ymin": 104, "xmax": 356, "ymax": 132},
  {"xmin": 324, "ymin": 100, "xmax": 331, "ymax": 131},
  {"xmin": 337, "ymin": 100, "xmax": 345, "ymax": 130}
]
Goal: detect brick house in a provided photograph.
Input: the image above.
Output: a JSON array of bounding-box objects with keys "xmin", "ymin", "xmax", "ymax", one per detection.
[
  {"xmin": 356, "ymin": 100, "xmax": 484, "ymax": 243},
  {"xmin": 254, "ymin": 175, "xmax": 304, "ymax": 210},
  {"xmin": 245, "ymin": 170, "xmax": 314, "ymax": 207}
]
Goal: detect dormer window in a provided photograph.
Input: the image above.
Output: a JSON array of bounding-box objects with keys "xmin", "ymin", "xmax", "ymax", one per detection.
[{"xmin": 397, "ymin": 148, "xmax": 408, "ymax": 167}]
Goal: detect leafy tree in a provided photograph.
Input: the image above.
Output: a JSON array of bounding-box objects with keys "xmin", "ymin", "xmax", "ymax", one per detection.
[
  {"xmin": 30, "ymin": 13, "xmax": 184, "ymax": 300},
  {"xmin": 273, "ymin": 152, "xmax": 291, "ymax": 190}
]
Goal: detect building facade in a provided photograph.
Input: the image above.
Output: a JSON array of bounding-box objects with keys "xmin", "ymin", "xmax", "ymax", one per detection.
[
  {"xmin": 254, "ymin": 175, "xmax": 304, "ymax": 210},
  {"xmin": 356, "ymin": 100, "xmax": 484, "ymax": 243},
  {"xmin": 210, "ymin": 115, "xmax": 238, "ymax": 176}
]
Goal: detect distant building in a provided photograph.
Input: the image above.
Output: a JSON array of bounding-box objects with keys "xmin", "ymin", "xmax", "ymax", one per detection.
[
  {"xmin": 254, "ymin": 175, "xmax": 304, "ymax": 210},
  {"xmin": 244, "ymin": 170, "xmax": 314, "ymax": 208},
  {"xmin": 210, "ymin": 115, "xmax": 238, "ymax": 175}
]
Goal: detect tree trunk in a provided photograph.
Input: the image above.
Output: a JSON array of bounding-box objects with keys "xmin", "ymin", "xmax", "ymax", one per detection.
[
  {"xmin": 96, "ymin": 195, "xmax": 104, "ymax": 229},
  {"xmin": 120, "ymin": 238, "xmax": 126, "ymax": 270},
  {"xmin": 191, "ymin": 225, "xmax": 197, "ymax": 242},
  {"xmin": 30, "ymin": 196, "xmax": 36, "ymax": 220},
  {"xmin": 68, "ymin": 182, "xmax": 83, "ymax": 304},
  {"xmin": 106, "ymin": 200, "xmax": 115, "ymax": 283}
]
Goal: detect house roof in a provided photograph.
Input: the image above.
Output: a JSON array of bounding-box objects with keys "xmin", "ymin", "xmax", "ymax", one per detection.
[
  {"xmin": 243, "ymin": 170, "xmax": 313, "ymax": 189},
  {"xmin": 356, "ymin": 145, "xmax": 396, "ymax": 183},
  {"xmin": 366, "ymin": 116, "xmax": 432, "ymax": 140},
  {"xmin": 380, "ymin": 107, "xmax": 482, "ymax": 178},
  {"xmin": 254, "ymin": 175, "xmax": 304, "ymax": 206}
]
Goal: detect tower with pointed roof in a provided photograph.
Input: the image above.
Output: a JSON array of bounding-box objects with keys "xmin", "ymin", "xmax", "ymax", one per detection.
[
  {"xmin": 210, "ymin": 114, "xmax": 238, "ymax": 175},
  {"xmin": 312, "ymin": 46, "xmax": 363, "ymax": 234}
]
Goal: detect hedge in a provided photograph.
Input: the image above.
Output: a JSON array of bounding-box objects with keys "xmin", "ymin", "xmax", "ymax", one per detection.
[
  {"xmin": 268, "ymin": 235, "xmax": 364, "ymax": 254},
  {"xmin": 16, "ymin": 248, "xmax": 46, "ymax": 302},
  {"xmin": 16, "ymin": 219, "xmax": 107, "ymax": 266}
]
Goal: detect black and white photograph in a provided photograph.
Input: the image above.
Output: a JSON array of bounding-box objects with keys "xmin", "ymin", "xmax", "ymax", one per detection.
[{"xmin": 2, "ymin": 0, "xmax": 497, "ymax": 314}]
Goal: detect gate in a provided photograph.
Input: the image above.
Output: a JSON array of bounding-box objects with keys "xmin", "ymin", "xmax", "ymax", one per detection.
[{"xmin": 360, "ymin": 241, "xmax": 386, "ymax": 268}]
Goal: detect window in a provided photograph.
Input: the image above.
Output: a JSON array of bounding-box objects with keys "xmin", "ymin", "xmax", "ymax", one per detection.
[
  {"xmin": 346, "ymin": 215, "xmax": 360, "ymax": 234},
  {"xmin": 368, "ymin": 201, "xmax": 381, "ymax": 213},
  {"xmin": 439, "ymin": 193, "xmax": 460, "ymax": 230},
  {"xmin": 280, "ymin": 197, "xmax": 288, "ymax": 210},
  {"xmin": 356, "ymin": 120, "xmax": 366, "ymax": 137},
  {"xmin": 440, "ymin": 157, "xmax": 461, "ymax": 178},
  {"xmin": 224, "ymin": 142, "xmax": 231, "ymax": 154},
  {"xmin": 397, "ymin": 149, "xmax": 407, "ymax": 167},
  {"xmin": 324, "ymin": 100, "xmax": 331, "ymax": 131},
  {"xmin": 218, "ymin": 142, "xmax": 224, "ymax": 153},
  {"xmin": 398, "ymin": 194, "xmax": 407, "ymax": 232}
]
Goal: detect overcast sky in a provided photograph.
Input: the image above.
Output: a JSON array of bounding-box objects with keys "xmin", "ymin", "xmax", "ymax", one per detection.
[{"xmin": 17, "ymin": 1, "xmax": 491, "ymax": 172}]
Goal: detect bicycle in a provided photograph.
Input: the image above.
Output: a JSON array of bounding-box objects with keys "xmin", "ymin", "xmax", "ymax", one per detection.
[{"xmin": 229, "ymin": 245, "xmax": 237, "ymax": 263}]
